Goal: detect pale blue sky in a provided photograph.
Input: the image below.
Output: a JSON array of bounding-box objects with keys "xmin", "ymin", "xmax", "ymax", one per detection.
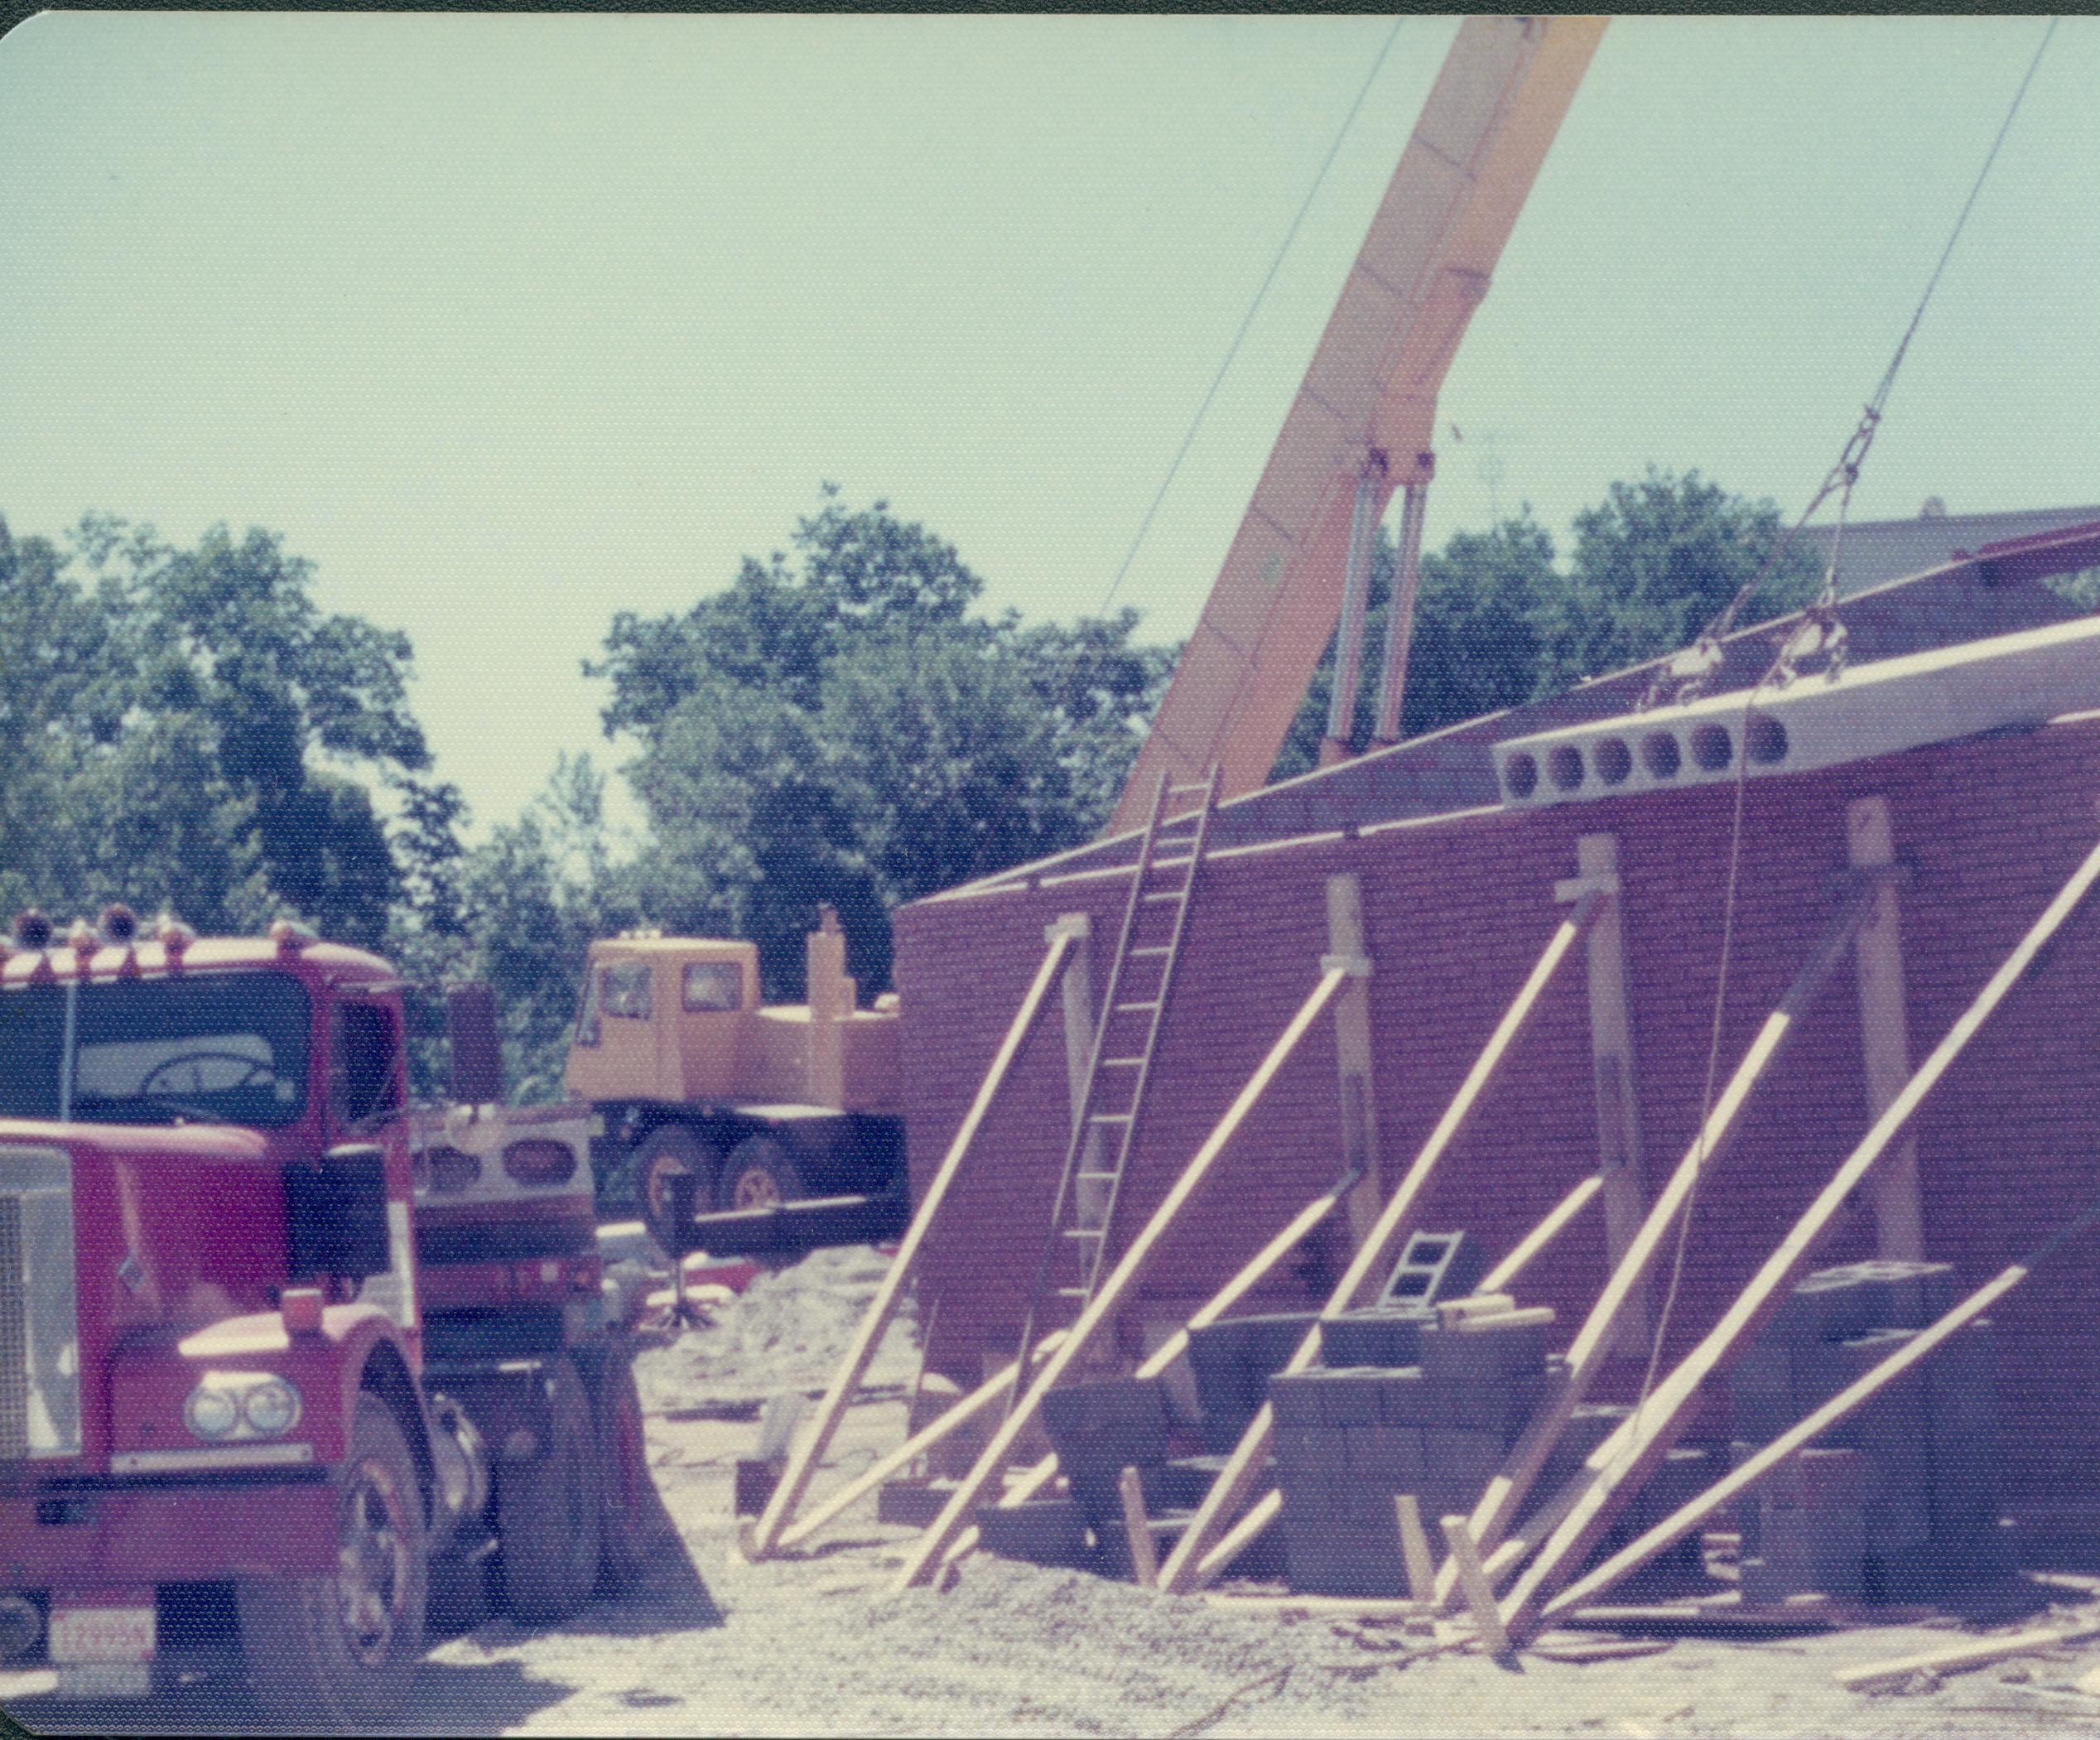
[{"xmin": 3, "ymin": 13, "xmax": 2095, "ymax": 836}]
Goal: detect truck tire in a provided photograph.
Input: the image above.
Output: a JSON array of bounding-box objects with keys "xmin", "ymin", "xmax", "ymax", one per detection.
[
  {"xmin": 591, "ymin": 1352, "xmax": 666, "ymax": 1594},
  {"xmin": 497, "ymin": 1356, "xmax": 603, "ymax": 1624},
  {"xmin": 236, "ymin": 1391, "xmax": 428, "ymax": 1733},
  {"xmin": 717, "ymin": 1135, "xmax": 803, "ymax": 1212},
  {"xmin": 636, "ymin": 1125, "xmax": 719, "ymax": 1250}
]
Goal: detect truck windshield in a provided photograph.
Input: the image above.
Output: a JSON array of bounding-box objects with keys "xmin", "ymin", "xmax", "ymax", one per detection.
[{"xmin": 0, "ymin": 972, "xmax": 311, "ymax": 1128}]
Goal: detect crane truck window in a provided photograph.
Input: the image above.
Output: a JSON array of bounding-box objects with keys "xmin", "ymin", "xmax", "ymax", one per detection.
[
  {"xmin": 601, "ymin": 960, "xmax": 653, "ymax": 1020},
  {"xmin": 682, "ymin": 962, "xmax": 741, "ymax": 1012},
  {"xmin": 0, "ymin": 973, "xmax": 311, "ymax": 1127}
]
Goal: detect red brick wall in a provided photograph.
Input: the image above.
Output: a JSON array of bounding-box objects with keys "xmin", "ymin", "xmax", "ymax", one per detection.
[{"xmin": 893, "ymin": 719, "xmax": 2100, "ymax": 1513}]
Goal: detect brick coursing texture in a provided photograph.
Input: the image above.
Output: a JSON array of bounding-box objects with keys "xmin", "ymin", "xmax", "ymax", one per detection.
[{"xmin": 893, "ymin": 718, "xmax": 2100, "ymax": 1517}]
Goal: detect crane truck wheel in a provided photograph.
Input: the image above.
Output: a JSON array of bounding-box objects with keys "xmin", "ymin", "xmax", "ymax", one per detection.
[
  {"xmin": 497, "ymin": 1355, "xmax": 604, "ymax": 1624},
  {"xmin": 236, "ymin": 1392, "xmax": 429, "ymax": 1733},
  {"xmin": 717, "ymin": 1135, "xmax": 802, "ymax": 1212},
  {"xmin": 636, "ymin": 1125, "xmax": 719, "ymax": 1252}
]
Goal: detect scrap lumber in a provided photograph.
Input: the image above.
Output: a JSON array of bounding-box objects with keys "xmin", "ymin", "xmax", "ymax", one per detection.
[
  {"xmin": 749, "ymin": 928, "xmax": 1078, "ymax": 1559},
  {"xmin": 1543, "ymin": 1261, "xmax": 2026, "ymax": 1619},
  {"xmin": 1500, "ymin": 832, "xmax": 2100, "ymax": 1640},
  {"xmin": 891, "ymin": 966, "xmax": 1351, "ymax": 1589},
  {"xmin": 1120, "ymin": 1467, "xmax": 1161, "ymax": 1588},
  {"xmin": 1445, "ymin": 877, "xmax": 1881, "ymax": 1606},
  {"xmin": 1156, "ymin": 894, "xmax": 1604, "ymax": 1593},
  {"xmin": 775, "ymin": 1332, "xmax": 1065, "ymax": 1552},
  {"xmin": 1443, "ymin": 1513, "xmax": 1516, "ymax": 1665},
  {"xmin": 1834, "ymin": 1621, "xmax": 2100, "ymax": 1694},
  {"xmin": 1479, "ymin": 1174, "xmax": 1601, "ymax": 1294}
]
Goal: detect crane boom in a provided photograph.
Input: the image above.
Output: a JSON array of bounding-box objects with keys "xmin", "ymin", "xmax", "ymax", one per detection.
[{"xmin": 1107, "ymin": 16, "xmax": 1604, "ymax": 836}]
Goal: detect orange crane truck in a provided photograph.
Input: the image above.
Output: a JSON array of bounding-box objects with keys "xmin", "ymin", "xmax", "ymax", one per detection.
[{"xmin": 566, "ymin": 910, "xmax": 912, "ymax": 1262}]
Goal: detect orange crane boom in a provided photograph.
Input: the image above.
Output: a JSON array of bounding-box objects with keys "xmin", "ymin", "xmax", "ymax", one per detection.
[{"xmin": 1107, "ymin": 16, "xmax": 1605, "ymax": 837}]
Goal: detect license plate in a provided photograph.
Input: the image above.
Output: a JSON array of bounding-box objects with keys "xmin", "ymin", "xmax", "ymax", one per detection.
[
  {"xmin": 49, "ymin": 1602, "xmax": 155, "ymax": 1663},
  {"xmin": 55, "ymin": 1662, "xmax": 152, "ymax": 1699}
]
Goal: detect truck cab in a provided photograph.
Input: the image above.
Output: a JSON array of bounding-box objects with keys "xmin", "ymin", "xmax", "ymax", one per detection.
[
  {"xmin": 0, "ymin": 907, "xmax": 657, "ymax": 1728},
  {"xmin": 565, "ymin": 915, "xmax": 910, "ymax": 1260}
]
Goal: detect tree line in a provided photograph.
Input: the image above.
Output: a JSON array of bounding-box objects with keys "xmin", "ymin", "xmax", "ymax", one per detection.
[{"xmin": 0, "ymin": 470, "xmax": 1822, "ymax": 1100}]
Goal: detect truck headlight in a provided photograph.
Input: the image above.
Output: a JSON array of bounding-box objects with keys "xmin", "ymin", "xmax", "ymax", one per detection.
[
  {"xmin": 185, "ymin": 1373, "xmax": 304, "ymax": 1441},
  {"xmin": 184, "ymin": 1383, "xmax": 241, "ymax": 1440},
  {"xmin": 241, "ymin": 1377, "xmax": 302, "ymax": 1436}
]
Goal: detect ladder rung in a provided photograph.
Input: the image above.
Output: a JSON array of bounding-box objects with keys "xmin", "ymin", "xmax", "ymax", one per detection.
[
  {"xmin": 1148, "ymin": 855, "xmax": 1194, "ymax": 871},
  {"xmin": 1128, "ymin": 946, "xmax": 1172, "ymax": 958},
  {"xmin": 1100, "ymin": 1056, "xmax": 1145, "ymax": 1068},
  {"xmin": 1115, "ymin": 1000, "xmax": 1160, "ymax": 1013},
  {"xmin": 1089, "ymin": 1111, "xmax": 1134, "ymax": 1123},
  {"xmin": 1143, "ymin": 890, "xmax": 1186, "ymax": 903},
  {"xmin": 1062, "ymin": 1225, "xmax": 1104, "ymax": 1240},
  {"xmin": 1167, "ymin": 781, "xmax": 1211, "ymax": 794},
  {"xmin": 1056, "ymin": 1286, "xmax": 1091, "ymax": 1299}
]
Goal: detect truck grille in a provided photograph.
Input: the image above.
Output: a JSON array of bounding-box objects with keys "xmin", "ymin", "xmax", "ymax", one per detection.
[
  {"xmin": 0, "ymin": 1145, "xmax": 79, "ymax": 1462},
  {"xmin": 0, "ymin": 1197, "xmax": 23, "ymax": 1459}
]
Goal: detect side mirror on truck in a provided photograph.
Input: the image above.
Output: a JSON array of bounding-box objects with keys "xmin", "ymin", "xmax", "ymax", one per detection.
[
  {"xmin": 447, "ymin": 981, "xmax": 503, "ymax": 1106},
  {"xmin": 287, "ymin": 1144, "xmax": 393, "ymax": 1281}
]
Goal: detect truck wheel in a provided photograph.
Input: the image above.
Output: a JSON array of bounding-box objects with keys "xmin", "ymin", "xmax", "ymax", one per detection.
[
  {"xmin": 236, "ymin": 1392, "xmax": 427, "ymax": 1733},
  {"xmin": 497, "ymin": 1355, "xmax": 602, "ymax": 1624},
  {"xmin": 718, "ymin": 1135, "xmax": 802, "ymax": 1212},
  {"xmin": 592, "ymin": 1353, "xmax": 666, "ymax": 1594},
  {"xmin": 637, "ymin": 1125, "xmax": 718, "ymax": 1249}
]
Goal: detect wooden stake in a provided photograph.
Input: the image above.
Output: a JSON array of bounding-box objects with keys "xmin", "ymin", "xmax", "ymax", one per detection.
[
  {"xmin": 1563, "ymin": 835, "xmax": 1653, "ymax": 1352},
  {"xmin": 891, "ymin": 966, "xmax": 1351, "ymax": 1589},
  {"xmin": 748, "ymin": 930, "xmax": 1076, "ymax": 1559},
  {"xmin": 1396, "ymin": 1496, "xmax": 1436, "ymax": 1602},
  {"xmin": 1543, "ymin": 1262, "xmax": 2026, "ymax": 1619},
  {"xmin": 1121, "ymin": 1466, "xmax": 1160, "ymax": 1588},
  {"xmin": 1847, "ymin": 798, "xmax": 1924, "ymax": 1260},
  {"xmin": 1443, "ymin": 1514, "xmax": 1516, "ymax": 1665},
  {"xmin": 1156, "ymin": 895, "xmax": 1603, "ymax": 1594},
  {"xmin": 1501, "ymin": 832, "xmax": 2100, "ymax": 1640},
  {"xmin": 1447, "ymin": 879, "xmax": 1878, "ymax": 1605},
  {"xmin": 1479, "ymin": 1174, "xmax": 1601, "ymax": 1295}
]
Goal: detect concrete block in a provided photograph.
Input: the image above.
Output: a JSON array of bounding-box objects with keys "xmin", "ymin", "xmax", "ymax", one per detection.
[
  {"xmin": 974, "ymin": 1497, "xmax": 1093, "ymax": 1569},
  {"xmin": 1266, "ymin": 1372, "xmax": 1326, "ymax": 1430},
  {"xmin": 1344, "ymin": 1423, "xmax": 1428, "ymax": 1496},
  {"xmin": 1741, "ymin": 1500, "xmax": 1866, "ymax": 1606},
  {"xmin": 1375, "ymin": 1366, "xmax": 1433, "ymax": 1427},
  {"xmin": 1321, "ymin": 1308, "xmax": 1431, "ymax": 1370},
  {"xmin": 1422, "ymin": 1426, "xmax": 1502, "ymax": 1517},
  {"xmin": 1773, "ymin": 1260, "xmax": 1957, "ymax": 1350},
  {"xmin": 1239, "ymin": 1312, "xmax": 1324, "ymax": 1386},
  {"xmin": 1187, "ymin": 1319, "xmax": 1256, "ymax": 1421}
]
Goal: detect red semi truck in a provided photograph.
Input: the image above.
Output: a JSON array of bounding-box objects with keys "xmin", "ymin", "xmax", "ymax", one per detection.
[{"xmin": 0, "ymin": 906, "xmax": 660, "ymax": 1728}]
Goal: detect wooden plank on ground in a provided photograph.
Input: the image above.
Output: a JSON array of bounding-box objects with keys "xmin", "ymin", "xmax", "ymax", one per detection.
[
  {"xmin": 1155, "ymin": 894, "xmax": 1602, "ymax": 1593},
  {"xmin": 1121, "ymin": 1466, "xmax": 1160, "ymax": 1588},
  {"xmin": 890, "ymin": 966, "xmax": 1350, "ymax": 1589},
  {"xmin": 1542, "ymin": 1262, "xmax": 2026, "ymax": 1618},
  {"xmin": 749, "ymin": 929, "xmax": 1078, "ymax": 1559},
  {"xmin": 1834, "ymin": 1621, "xmax": 2100, "ymax": 1694},
  {"xmin": 1446, "ymin": 878, "xmax": 1879, "ymax": 1605},
  {"xmin": 1501, "ymin": 832, "xmax": 2100, "ymax": 1639}
]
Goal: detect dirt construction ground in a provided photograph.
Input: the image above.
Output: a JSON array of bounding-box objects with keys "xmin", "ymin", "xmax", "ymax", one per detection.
[{"xmin": 7, "ymin": 1248, "xmax": 2100, "ymax": 1738}]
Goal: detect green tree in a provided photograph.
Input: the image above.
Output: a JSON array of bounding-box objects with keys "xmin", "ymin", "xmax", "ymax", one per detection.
[
  {"xmin": 0, "ymin": 513, "xmax": 461, "ymax": 948},
  {"xmin": 1274, "ymin": 470, "xmax": 1821, "ymax": 778},
  {"xmin": 595, "ymin": 489, "xmax": 1171, "ymax": 996}
]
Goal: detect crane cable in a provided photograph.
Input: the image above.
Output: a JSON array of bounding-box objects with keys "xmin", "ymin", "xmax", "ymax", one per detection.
[
  {"xmin": 1645, "ymin": 15, "xmax": 2059, "ymax": 715},
  {"xmin": 1616, "ymin": 16, "xmax": 2058, "ymax": 1468},
  {"xmin": 1096, "ymin": 17, "xmax": 1408, "ymax": 619}
]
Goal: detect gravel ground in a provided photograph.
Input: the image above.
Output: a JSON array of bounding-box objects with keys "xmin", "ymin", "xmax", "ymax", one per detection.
[{"xmin": 8, "ymin": 1248, "xmax": 2100, "ymax": 1738}]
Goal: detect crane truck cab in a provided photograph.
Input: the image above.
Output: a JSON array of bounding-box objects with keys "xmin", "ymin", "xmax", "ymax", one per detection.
[
  {"xmin": 0, "ymin": 907, "xmax": 658, "ymax": 1729},
  {"xmin": 565, "ymin": 913, "xmax": 910, "ymax": 1261}
]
